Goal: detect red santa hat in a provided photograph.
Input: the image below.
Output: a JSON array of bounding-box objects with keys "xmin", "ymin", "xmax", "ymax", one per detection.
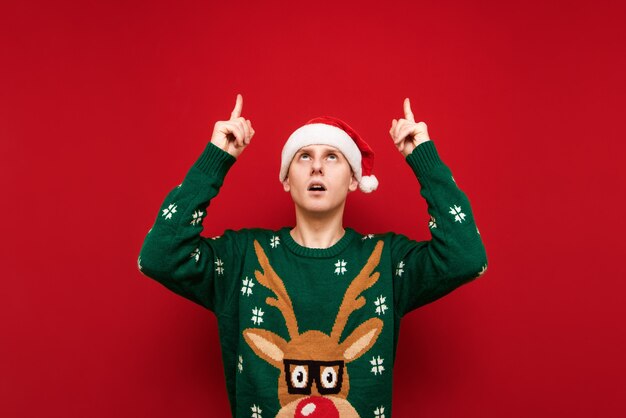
[{"xmin": 279, "ymin": 116, "xmax": 379, "ymax": 193}]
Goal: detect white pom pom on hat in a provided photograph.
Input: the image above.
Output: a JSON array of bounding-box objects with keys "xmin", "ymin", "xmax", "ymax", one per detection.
[{"xmin": 279, "ymin": 116, "xmax": 379, "ymax": 193}]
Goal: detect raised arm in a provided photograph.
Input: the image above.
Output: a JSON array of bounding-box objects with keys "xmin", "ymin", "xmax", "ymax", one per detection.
[
  {"xmin": 137, "ymin": 94, "xmax": 255, "ymax": 312},
  {"xmin": 389, "ymin": 98, "xmax": 488, "ymax": 316}
]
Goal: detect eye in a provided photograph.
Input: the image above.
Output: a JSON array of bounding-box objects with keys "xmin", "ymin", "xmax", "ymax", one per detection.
[
  {"xmin": 327, "ymin": 154, "xmax": 337, "ymax": 161},
  {"xmin": 291, "ymin": 365, "xmax": 308, "ymax": 388},
  {"xmin": 320, "ymin": 366, "xmax": 338, "ymax": 389},
  {"xmin": 299, "ymin": 153, "xmax": 310, "ymax": 160}
]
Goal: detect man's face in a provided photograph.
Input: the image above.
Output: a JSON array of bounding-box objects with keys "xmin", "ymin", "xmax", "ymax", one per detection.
[{"xmin": 282, "ymin": 144, "xmax": 358, "ymax": 216}]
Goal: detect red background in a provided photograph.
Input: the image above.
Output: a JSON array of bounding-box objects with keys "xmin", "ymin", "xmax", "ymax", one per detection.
[{"xmin": 2, "ymin": 0, "xmax": 625, "ymax": 416}]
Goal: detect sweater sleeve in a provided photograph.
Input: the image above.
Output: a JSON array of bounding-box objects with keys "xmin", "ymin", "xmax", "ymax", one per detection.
[
  {"xmin": 137, "ymin": 142, "xmax": 246, "ymax": 313},
  {"xmin": 391, "ymin": 140, "xmax": 488, "ymax": 317}
]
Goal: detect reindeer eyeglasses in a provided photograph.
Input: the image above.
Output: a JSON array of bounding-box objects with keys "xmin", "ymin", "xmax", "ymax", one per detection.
[{"xmin": 283, "ymin": 359, "xmax": 345, "ymax": 395}]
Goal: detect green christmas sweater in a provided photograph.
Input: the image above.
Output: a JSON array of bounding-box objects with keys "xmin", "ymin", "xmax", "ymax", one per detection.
[{"xmin": 138, "ymin": 140, "xmax": 488, "ymax": 418}]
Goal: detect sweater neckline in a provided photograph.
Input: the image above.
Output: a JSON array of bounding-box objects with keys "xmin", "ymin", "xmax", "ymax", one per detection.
[{"xmin": 279, "ymin": 226, "xmax": 357, "ymax": 258}]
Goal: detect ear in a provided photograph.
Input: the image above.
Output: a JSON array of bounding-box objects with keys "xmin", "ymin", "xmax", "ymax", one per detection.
[
  {"xmin": 339, "ymin": 318, "xmax": 383, "ymax": 362},
  {"xmin": 243, "ymin": 328, "xmax": 288, "ymax": 369},
  {"xmin": 282, "ymin": 177, "xmax": 291, "ymax": 192},
  {"xmin": 348, "ymin": 173, "xmax": 358, "ymax": 192}
]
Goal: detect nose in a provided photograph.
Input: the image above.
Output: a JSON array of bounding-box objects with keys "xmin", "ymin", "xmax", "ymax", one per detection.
[
  {"xmin": 295, "ymin": 396, "xmax": 339, "ymax": 418},
  {"xmin": 310, "ymin": 157, "xmax": 323, "ymax": 175}
]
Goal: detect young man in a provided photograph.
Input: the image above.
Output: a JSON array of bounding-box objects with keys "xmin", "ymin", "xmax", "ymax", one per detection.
[{"xmin": 138, "ymin": 94, "xmax": 488, "ymax": 417}]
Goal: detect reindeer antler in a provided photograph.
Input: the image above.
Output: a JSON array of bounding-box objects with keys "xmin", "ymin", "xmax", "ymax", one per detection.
[
  {"xmin": 330, "ymin": 241, "xmax": 384, "ymax": 343},
  {"xmin": 253, "ymin": 240, "xmax": 299, "ymax": 339}
]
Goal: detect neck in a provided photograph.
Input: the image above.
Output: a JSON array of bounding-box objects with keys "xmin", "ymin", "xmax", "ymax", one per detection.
[{"xmin": 290, "ymin": 206, "xmax": 346, "ymax": 249}]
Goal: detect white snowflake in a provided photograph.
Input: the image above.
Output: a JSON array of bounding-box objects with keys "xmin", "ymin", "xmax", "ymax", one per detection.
[
  {"xmin": 137, "ymin": 256, "xmax": 142, "ymax": 271},
  {"xmin": 251, "ymin": 307, "xmax": 264, "ymax": 325},
  {"xmin": 334, "ymin": 259, "xmax": 347, "ymax": 275},
  {"xmin": 190, "ymin": 210, "xmax": 204, "ymax": 226},
  {"xmin": 211, "ymin": 235, "xmax": 221, "ymax": 240},
  {"xmin": 190, "ymin": 247, "xmax": 200, "ymax": 262},
  {"xmin": 370, "ymin": 356, "xmax": 385, "ymax": 375},
  {"xmin": 374, "ymin": 406, "xmax": 386, "ymax": 418},
  {"xmin": 241, "ymin": 277, "xmax": 255, "ymax": 296},
  {"xmin": 449, "ymin": 205, "xmax": 466, "ymax": 223},
  {"xmin": 270, "ymin": 235, "xmax": 280, "ymax": 248},
  {"xmin": 476, "ymin": 226, "xmax": 481, "ymax": 235},
  {"xmin": 395, "ymin": 261, "xmax": 405, "ymax": 277},
  {"xmin": 428, "ymin": 216, "xmax": 437, "ymax": 229},
  {"xmin": 176, "ymin": 183, "xmax": 182, "ymax": 188},
  {"xmin": 476, "ymin": 264, "xmax": 488, "ymax": 278},
  {"xmin": 161, "ymin": 203, "xmax": 177, "ymax": 220},
  {"xmin": 451, "ymin": 175, "xmax": 456, "ymax": 184},
  {"xmin": 374, "ymin": 295, "xmax": 388, "ymax": 316},
  {"xmin": 361, "ymin": 234, "xmax": 375, "ymax": 240},
  {"xmin": 215, "ymin": 258, "xmax": 224, "ymax": 275},
  {"xmin": 237, "ymin": 355, "xmax": 243, "ymax": 373},
  {"xmin": 251, "ymin": 404, "xmax": 262, "ymax": 418}
]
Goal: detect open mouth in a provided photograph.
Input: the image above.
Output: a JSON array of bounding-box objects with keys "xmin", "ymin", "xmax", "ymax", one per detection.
[{"xmin": 307, "ymin": 183, "xmax": 327, "ymax": 192}]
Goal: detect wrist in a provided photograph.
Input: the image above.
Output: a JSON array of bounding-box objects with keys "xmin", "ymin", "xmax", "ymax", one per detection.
[
  {"xmin": 193, "ymin": 142, "xmax": 237, "ymax": 176},
  {"xmin": 402, "ymin": 138, "xmax": 430, "ymax": 157}
]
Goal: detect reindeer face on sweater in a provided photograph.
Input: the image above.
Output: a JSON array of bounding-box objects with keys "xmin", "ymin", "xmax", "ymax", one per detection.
[{"xmin": 243, "ymin": 240, "xmax": 384, "ymax": 418}]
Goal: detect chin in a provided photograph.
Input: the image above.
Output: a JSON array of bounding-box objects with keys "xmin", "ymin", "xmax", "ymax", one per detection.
[
  {"xmin": 299, "ymin": 200, "xmax": 345, "ymax": 215},
  {"xmin": 291, "ymin": 193, "xmax": 348, "ymax": 217}
]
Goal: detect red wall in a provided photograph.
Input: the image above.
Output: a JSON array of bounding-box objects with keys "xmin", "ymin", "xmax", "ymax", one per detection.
[{"xmin": 2, "ymin": 0, "xmax": 625, "ymax": 416}]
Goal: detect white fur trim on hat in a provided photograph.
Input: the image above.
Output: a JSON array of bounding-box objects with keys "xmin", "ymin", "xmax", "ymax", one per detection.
[{"xmin": 279, "ymin": 123, "xmax": 363, "ymax": 182}]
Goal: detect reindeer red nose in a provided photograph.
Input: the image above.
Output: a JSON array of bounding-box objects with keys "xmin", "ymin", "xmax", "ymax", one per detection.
[{"xmin": 295, "ymin": 396, "xmax": 339, "ymax": 418}]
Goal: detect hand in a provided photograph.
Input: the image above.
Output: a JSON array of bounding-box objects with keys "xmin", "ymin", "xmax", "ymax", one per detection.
[
  {"xmin": 210, "ymin": 94, "xmax": 255, "ymax": 158},
  {"xmin": 389, "ymin": 98, "xmax": 430, "ymax": 157}
]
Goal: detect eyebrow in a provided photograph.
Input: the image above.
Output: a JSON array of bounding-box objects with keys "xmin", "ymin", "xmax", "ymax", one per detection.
[{"xmin": 297, "ymin": 146, "xmax": 341, "ymax": 155}]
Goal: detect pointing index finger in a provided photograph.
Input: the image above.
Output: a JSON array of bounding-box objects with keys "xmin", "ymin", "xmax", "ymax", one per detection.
[
  {"xmin": 403, "ymin": 97, "xmax": 415, "ymax": 122},
  {"xmin": 230, "ymin": 93, "xmax": 243, "ymax": 120}
]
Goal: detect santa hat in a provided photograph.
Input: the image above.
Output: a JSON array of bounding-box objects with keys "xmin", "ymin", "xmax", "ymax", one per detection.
[{"xmin": 279, "ymin": 116, "xmax": 379, "ymax": 193}]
